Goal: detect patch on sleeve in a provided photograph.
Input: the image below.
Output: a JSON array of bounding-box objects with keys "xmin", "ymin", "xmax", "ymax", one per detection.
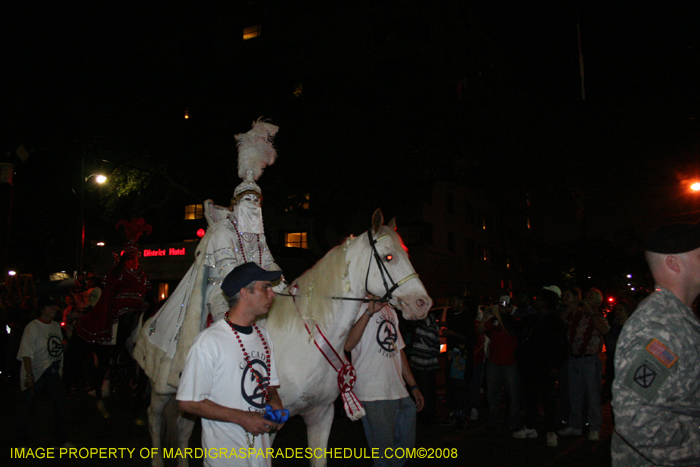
[
  {"xmin": 646, "ymin": 339, "xmax": 678, "ymax": 368},
  {"xmin": 622, "ymin": 355, "xmax": 670, "ymax": 402}
]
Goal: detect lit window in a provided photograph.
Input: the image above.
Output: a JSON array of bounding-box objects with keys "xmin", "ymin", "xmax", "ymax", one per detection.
[
  {"xmin": 243, "ymin": 25, "xmax": 261, "ymax": 40},
  {"xmin": 158, "ymin": 283, "xmax": 170, "ymax": 301},
  {"xmin": 185, "ymin": 204, "xmax": 204, "ymax": 220},
  {"xmin": 294, "ymin": 83, "xmax": 303, "ymax": 98},
  {"xmin": 285, "ymin": 232, "xmax": 308, "ymax": 249}
]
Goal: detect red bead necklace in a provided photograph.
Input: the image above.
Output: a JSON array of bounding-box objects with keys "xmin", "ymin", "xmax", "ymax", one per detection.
[
  {"xmin": 232, "ymin": 219, "xmax": 263, "ymax": 265},
  {"xmin": 225, "ymin": 314, "xmax": 271, "ymax": 405}
]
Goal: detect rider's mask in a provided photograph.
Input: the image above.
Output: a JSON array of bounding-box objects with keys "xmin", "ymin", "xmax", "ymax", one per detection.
[{"xmin": 235, "ymin": 193, "xmax": 263, "ymax": 234}]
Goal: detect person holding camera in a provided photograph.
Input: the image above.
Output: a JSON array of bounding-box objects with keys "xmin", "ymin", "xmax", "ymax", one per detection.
[{"xmin": 479, "ymin": 296, "xmax": 520, "ymax": 432}]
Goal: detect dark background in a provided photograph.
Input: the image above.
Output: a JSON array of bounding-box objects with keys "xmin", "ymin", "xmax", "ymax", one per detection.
[{"xmin": 2, "ymin": 0, "xmax": 700, "ymax": 292}]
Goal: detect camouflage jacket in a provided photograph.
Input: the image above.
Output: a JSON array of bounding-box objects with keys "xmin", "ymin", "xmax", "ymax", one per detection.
[{"xmin": 611, "ymin": 287, "xmax": 700, "ymax": 466}]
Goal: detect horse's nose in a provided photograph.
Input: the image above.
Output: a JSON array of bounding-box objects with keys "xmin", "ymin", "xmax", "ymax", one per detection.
[{"xmin": 416, "ymin": 297, "xmax": 432, "ymax": 314}]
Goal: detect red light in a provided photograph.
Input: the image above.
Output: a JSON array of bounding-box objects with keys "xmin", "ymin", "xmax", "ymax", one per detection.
[
  {"xmin": 197, "ymin": 229, "xmax": 206, "ymax": 238},
  {"xmin": 61, "ymin": 322, "xmax": 66, "ymax": 327},
  {"xmin": 386, "ymin": 255, "xmax": 393, "ymax": 261},
  {"xmin": 608, "ymin": 297, "xmax": 614, "ymax": 302}
]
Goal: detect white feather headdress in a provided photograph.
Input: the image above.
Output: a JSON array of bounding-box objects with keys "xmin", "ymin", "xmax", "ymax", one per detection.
[{"xmin": 235, "ymin": 117, "xmax": 279, "ymax": 183}]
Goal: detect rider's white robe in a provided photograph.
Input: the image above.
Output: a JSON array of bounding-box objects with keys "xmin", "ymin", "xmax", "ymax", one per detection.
[{"xmin": 134, "ymin": 201, "xmax": 279, "ymax": 393}]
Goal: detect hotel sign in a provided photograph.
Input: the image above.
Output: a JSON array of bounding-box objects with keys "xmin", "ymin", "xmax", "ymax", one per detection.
[{"xmin": 143, "ymin": 247, "xmax": 186, "ymax": 257}]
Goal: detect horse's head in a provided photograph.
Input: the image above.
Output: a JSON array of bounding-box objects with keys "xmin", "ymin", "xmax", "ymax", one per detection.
[{"xmin": 363, "ymin": 209, "xmax": 432, "ymax": 320}]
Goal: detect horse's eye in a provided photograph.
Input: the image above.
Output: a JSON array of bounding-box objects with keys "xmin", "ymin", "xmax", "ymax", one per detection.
[{"xmin": 386, "ymin": 254, "xmax": 393, "ymax": 261}]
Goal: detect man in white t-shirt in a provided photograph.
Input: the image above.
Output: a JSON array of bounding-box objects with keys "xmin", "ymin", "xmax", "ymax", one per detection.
[
  {"xmin": 345, "ymin": 297, "xmax": 424, "ymax": 467},
  {"xmin": 177, "ymin": 262, "xmax": 285, "ymax": 467},
  {"xmin": 16, "ymin": 296, "xmax": 70, "ymax": 447}
]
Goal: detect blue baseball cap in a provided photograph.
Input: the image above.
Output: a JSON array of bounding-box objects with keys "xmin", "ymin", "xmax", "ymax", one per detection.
[{"xmin": 221, "ymin": 262, "xmax": 282, "ymax": 297}]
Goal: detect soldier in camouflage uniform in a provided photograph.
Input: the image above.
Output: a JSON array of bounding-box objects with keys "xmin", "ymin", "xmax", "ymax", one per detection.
[{"xmin": 612, "ymin": 222, "xmax": 700, "ymax": 466}]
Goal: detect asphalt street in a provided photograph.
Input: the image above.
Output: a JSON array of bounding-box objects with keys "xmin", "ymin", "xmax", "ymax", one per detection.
[{"xmin": 1, "ymin": 374, "xmax": 613, "ymax": 467}]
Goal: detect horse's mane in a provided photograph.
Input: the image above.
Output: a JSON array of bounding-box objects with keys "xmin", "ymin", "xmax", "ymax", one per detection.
[{"xmin": 265, "ymin": 235, "xmax": 358, "ymax": 331}]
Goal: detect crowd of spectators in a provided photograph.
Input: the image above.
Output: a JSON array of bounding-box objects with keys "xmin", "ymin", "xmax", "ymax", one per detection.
[
  {"xmin": 3, "ymin": 272, "xmax": 648, "ymax": 454},
  {"xmin": 405, "ymin": 284, "xmax": 650, "ymax": 448}
]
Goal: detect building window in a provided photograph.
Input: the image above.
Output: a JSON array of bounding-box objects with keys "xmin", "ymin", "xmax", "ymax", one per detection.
[
  {"xmin": 158, "ymin": 283, "xmax": 170, "ymax": 301},
  {"xmin": 447, "ymin": 232, "xmax": 455, "ymax": 252},
  {"xmin": 185, "ymin": 204, "xmax": 204, "ymax": 220},
  {"xmin": 284, "ymin": 193, "xmax": 311, "ymax": 212},
  {"xmin": 285, "ymin": 232, "xmax": 308, "ymax": 249},
  {"xmin": 243, "ymin": 25, "xmax": 261, "ymax": 40}
]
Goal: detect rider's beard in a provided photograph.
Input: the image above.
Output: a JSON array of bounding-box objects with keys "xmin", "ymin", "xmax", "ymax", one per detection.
[{"xmin": 235, "ymin": 204, "xmax": 263, "ymax": 234}]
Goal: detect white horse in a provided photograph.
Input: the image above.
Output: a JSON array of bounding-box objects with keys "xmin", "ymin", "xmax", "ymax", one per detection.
[{"xmin": 139, "ymin": 209, "xmax": 432, "ymax": 467}]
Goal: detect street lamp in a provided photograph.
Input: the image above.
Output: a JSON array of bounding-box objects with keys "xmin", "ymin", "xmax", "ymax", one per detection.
[{"xmin": 77, "ymin": 172, "xmax": 107, "ymax": 274}]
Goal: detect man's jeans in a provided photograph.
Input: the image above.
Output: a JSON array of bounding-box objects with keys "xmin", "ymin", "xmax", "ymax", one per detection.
[
  {"xmin": 361, "ymin": 396, "xmax": 416, "ymax": 467},
  {"xmin": 17, "ymin": 370, "xmax": 69, "ymax": 445},
  {"xmin": 469, "ymin": 362, "xmax": 485, "ymax": 410},
  {"xmin": 486, "ymin": 361, "xmax": 520, "ymax": 430},
  {"xmin": 567, "ymin": 354, "xmax": 602, "ymax": 431}
]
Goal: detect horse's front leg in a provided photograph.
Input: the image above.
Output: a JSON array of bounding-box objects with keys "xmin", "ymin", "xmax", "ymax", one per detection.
[
  {"xmin": 176, "ymin": 411, "xmax": 196, "ymax": 467},
  {"xmin": 302, "ymin": 403, "xmax": 334, "ymax": 467},
  {"xmin": 148, "ymin": 390, "xmax": 171, "ymax": 467}
]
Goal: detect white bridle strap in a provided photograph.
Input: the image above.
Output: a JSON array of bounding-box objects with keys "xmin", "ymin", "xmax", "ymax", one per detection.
[
  {"xmin": 395, "ymin": 272, "xmax": 419, "ymax": 287},
  {"xmin": 367, "ymin": 229, "xmax": 420, "ymax": 302},
  {"xmin": 374, "ymin": 233, "xmax": 419, "ymax": 289}
]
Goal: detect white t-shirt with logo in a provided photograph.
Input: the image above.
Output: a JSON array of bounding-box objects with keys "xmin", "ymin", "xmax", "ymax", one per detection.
[
  {"xmin": 177, "ymin": 319, "xmax": 279, "ymax": 467},
  {"xmin": 351, "ymin": 304, "xmax": 409, "ymax": 402},
  {"xmin": 17, "ymin": 319, "xmax": 64, "ymax": 388}
]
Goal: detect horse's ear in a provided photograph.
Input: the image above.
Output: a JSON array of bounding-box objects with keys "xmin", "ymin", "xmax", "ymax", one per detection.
[
  {"xmin": 387, "ymin": 218, "xmax": 396, "ymax": 231},
  {"xmin": 371, "ymin": 208, "xmax": 384, "ymax": 234}
]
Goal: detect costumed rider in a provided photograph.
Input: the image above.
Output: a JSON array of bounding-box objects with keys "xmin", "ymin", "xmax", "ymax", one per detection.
[
  {"xmin": 204, "ymin": 117, "xmax": 286, "ymax": 326},
  {"xmin": 134, "ymin": 118, "xmax": 284, "ymax": 394},
  {"xmin": 177, "ymin": 262, "xmax": 288, "ymax": 467},
  {"xmin": 74, "ymin": 218, "xmax": 152, "ymax": 417},
  {"xmin": 611, "ymin": 222, "xmax": 700, "ymax": 466}
]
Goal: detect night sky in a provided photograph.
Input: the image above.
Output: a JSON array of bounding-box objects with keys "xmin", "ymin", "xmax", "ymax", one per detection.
[{"xmin": 2, "ymin": 1, "xmax": 700, "ymax": 278}]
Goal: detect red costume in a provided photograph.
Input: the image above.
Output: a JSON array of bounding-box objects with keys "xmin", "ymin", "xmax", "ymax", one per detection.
[{"xmin": 75, "ymin": 219, "xmax": 151, "ymax": 344}]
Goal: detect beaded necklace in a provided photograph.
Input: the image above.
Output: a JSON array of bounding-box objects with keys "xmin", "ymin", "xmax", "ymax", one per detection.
[
  {"xmin": 224, "ymin": 314, "xmax": 271, "ymax": 404},
  {"xmin": 231, "ymin": 219, "xmax": 263, "ymax": 265},
  {"xmin": 224, "ymin": 314, "xmax": 271, "ymax": 447}
]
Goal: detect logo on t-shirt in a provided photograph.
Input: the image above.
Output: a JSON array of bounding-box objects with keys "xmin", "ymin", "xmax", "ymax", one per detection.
[
  {"xmin": 47, "ymin": 335, "xmax": 63, "ymax": 359},
  {"xmin": 376, "ymin": 318, "xmax": 398, "ymax": 354},
  {"xmin": 241, "ymin": 358, "xmax": 270, "ymax": 409}
]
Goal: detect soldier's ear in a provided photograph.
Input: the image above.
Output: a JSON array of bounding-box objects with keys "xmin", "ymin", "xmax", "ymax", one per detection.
[{"xmin": 666, "ymin": 255, "xmax": 682, "ymax": 274}]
